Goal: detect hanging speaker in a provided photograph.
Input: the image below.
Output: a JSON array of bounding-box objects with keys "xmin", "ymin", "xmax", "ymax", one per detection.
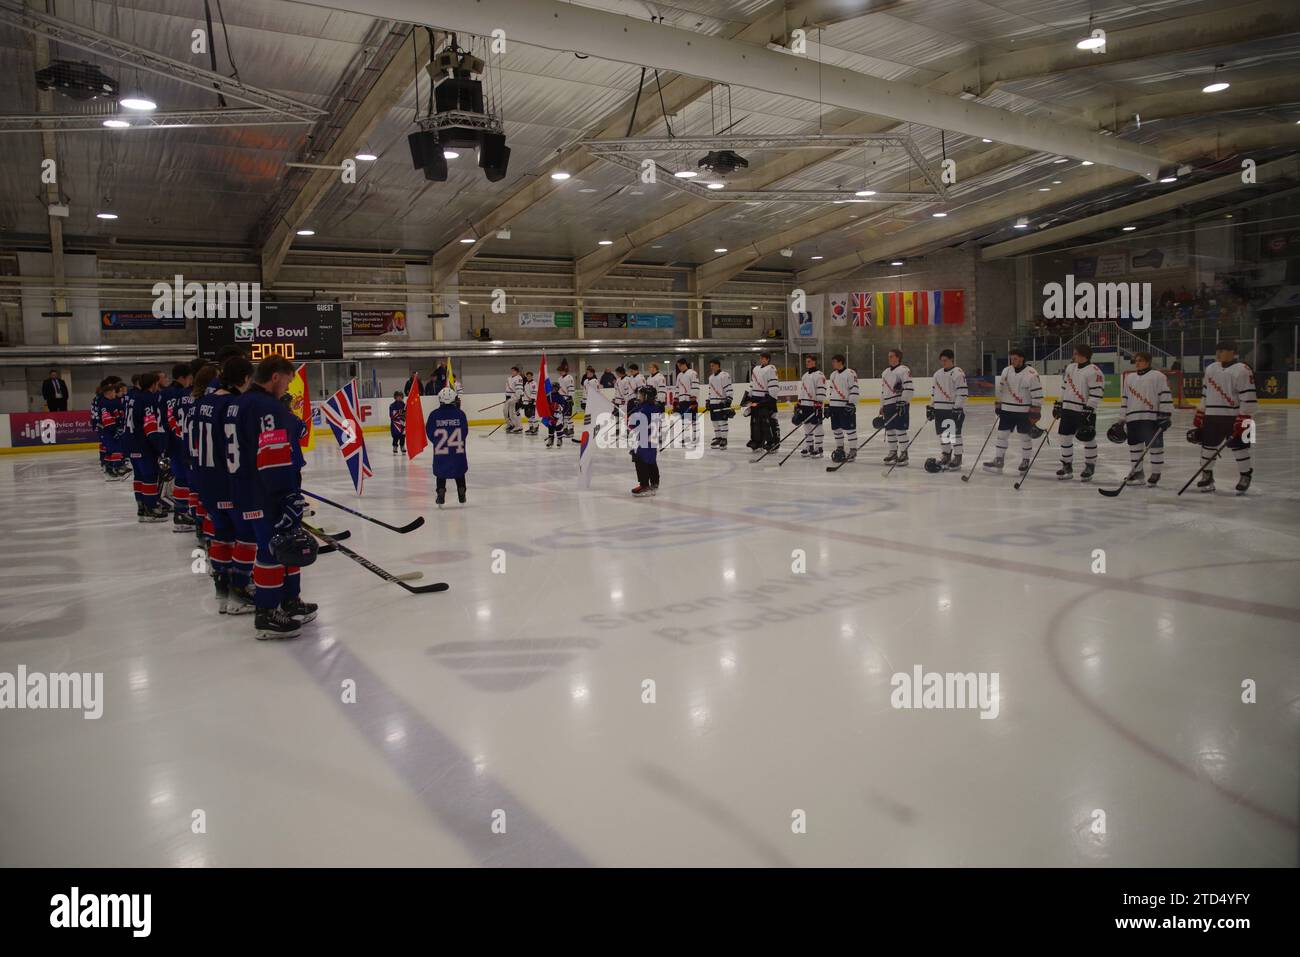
[
  {"xmin": 421, "ymin": 151, "xmax": 449, "ymax": 182},
  {"xmin": 407, "ymin": 129, "xmax": 439, "ymax": 169},
  {"xmin": 478, "ymin": 132, "xmax": 510, "ymax": 183}
]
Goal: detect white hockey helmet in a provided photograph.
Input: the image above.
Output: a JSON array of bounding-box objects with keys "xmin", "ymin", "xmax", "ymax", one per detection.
[{"xmin": 438, "ymin": 387, "xmax": 457, "ymax": 405}]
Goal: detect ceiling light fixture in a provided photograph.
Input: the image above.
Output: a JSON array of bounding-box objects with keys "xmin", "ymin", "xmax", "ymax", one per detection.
[
  {"xmin": 981, "ymin": 138, "xmax": 992, "ymax": 144},
  {"xmin": 810, "ymin": 255, "xmax": 824, "ymax": 260},
  {"xmin": 102, "ymin": 118, "xmax": 130, "ymax": 128},
  {"xmin": 674, "ymin": 170, "xmax": 699, "ymax": 179},
  {"xmin": 890, "ymin": 260, "xmax": 904, "ymax": 266},
  {"xmin": 1122, "ymin": 225, "xmax": 1137, "ymax": 231},
  {"xmin": 714, "ymin": 247, "xmax": 728, "ymax": 253},
  {"xmin": 1053, "ymin": 158, "xmax": 1068, "ymax": 164},
  {"xmin": 706, "ymin": 182, "xmax": 726, "ymax": 190},
  {"xmin": 1081, "ymin": 160, "xmax": 1094, "ymax": 166},
  {"xmin": 1014, "ymin": 217, "xmax": 1030, "ymax": 229},
  {"xmin": 1202, "ymin": 65, "xmax": 1229, "ymax": 94},
  {"xmin": 119, "ymin": 96, "xmax": 156, "ymax": 111},
  {"xmin": 932, "ymin": 212, "xmax": 947, "ymax": 218},
  {"xmin": 296, "ymin": 229, "xmax": 314, "ymax": 236},
  {"xmin": 855, "ymin": 189, "xmax": 876, "ymax": 197},
  {"xmin": 550, "ymin": 171, "xmax": 570, "ymax": 180},
  {"xmin": 597, "ymin": 239, "xmax": 613, "ymax": 245},
  {"xmin": 1076, "ymin": 19, "xmax": 1106, "ymax": 52},
  {"xmin": 443, "ymin": 150, "xmax": 460, "ymax": 159},
  {"xmin": 96, "ymin": 211, "xmax": 118, "ymax": 220},
  {"xmin": 459, "ymin": 237, "xmax": 476, "ymax": 244},
  {"xmin": 355, "ymin": 152, "xmax": 378, "ymax": 162}
]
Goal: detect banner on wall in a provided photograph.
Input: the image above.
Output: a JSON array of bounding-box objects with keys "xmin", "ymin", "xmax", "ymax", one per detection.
[
  {"xmin": 342, "ymin": 309, "xmax": 407, "ymax": 336},
  {"xmin": 583, "ymin": 312, "xmax": 628, "ymax": 328},
  {"xmin": 1129, "ymin": 244, "xmax": 1189, "ymax": 272},
  {"xmin": 1256, "ymin": 371, "xmax": 1289, "ymax": 400},
  {"xmin": 712, "ymin": 314, "xmax": 754, "ymax": 329},
  {"xmin": 828, "ymin": 293, "xmax": 849, "ymax": 326},
  {"xmin": 100, "ymin": 310, "xmax": 186, "ymax": 331},
  {"xmin": 10, "ymin": 411, "xmax": 96, "ymax": 446},
  {"xmin": 1096, "ymin": 253, "xmax": 1127, "ymax": 277},
  {"xmin": 628, "ymin": 312, "xmax": 675, "ymax": 329},
  {"xmin": 519, "ymin": 311, "xmax": 575, "ymax": 328},
  {"xmin": 787, "ymin": 294, "xmax": 823, "ymax": 348}
]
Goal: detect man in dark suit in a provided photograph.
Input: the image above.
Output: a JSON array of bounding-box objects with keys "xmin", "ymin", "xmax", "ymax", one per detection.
[{"xmin": 42, "ymin": 369, "xmax": 69, "ymax": 411}]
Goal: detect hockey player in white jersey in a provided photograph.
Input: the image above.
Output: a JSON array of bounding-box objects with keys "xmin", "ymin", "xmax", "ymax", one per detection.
[
  {"xmin": 548, "ymin": 361, "xmax": 575, "ymax": 448},
  {"xmin": 523, "ymin": 372, "xmax": 539, "ymax": 435},
  {"xmin": 984, "ymin": 348, "xmax": 1044, "ymax": 473},
  {"xmin": 826, "ymin": 354, "xmax": 859, "ymax": 464},
  {"xmin": 705, "ymin": 358, "xmax": 734, "ymax": 449},
  {"xmin": 673, "ymin": 357, "xmax": 701, "ymax": 447},
  {"xmin": 1054, "ymin": 344, "xmax": 1104, "ymax": 482},
  {"xmin": 741, "ymin": 351, "xmax": 781, "ymax": 451},
  {"xmin": 612, "ymin": 366, "xmax": 630, "ymax": 427},
  {"xmin": 625, "ymin": 363, "xmax": 646, "ymax": 396},
  {"xmin": 879, "ymin": 349, "xmax": 914, "ymax": 465},
  {"xmin": 505, "ymin": 366, "xmax": 525, "ymax": 433},
  {"xmin": 1188, "ymin": 340, "xmax": 1257, "ymax": 493},
  {"xmin": 925, "ymin": 349, "xmax": 967, "ymax": 472},
  {"xmin": 793, "ymin": 354, "xmax": 827, "ymax": 458},
  {"xmin": 1114, "ymin": 351, "xmax": 1173, "ymax": 486}
]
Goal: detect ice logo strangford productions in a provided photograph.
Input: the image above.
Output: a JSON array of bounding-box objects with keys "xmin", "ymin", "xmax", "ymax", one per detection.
[
  {"xmin": 1041, "ymin": 275, "xmax": 1152, "ymax": 330},
  {"xmin": 151, "ymin": 274, "xmax": 260, "ymax": 321},
  {"xmin": 0, "ymin": 666, "xmax": 103, "ymax": 719},
  {"xmin": 50, "ymin": 887, "xmax": 151, "ymax": 937},
  {"xmin": 890, "ymin": 665, "xmax": 1000, "ymax": 719}
]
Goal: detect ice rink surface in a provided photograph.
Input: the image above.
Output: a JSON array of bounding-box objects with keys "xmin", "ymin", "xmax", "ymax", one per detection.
[{"xmin": 1, "ymin": 404, "xmax": 1297, "ymax": 867}]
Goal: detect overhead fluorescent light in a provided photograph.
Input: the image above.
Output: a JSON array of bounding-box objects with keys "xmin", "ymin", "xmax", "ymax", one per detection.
[
  {"xmin": 714, "ymin": 247, "xmax": 728, "ymax": 253},
  {"xmin": 355, "ymin": 152, "xmax": 378, "ymax": 162},
  {"xmin": 981, "ymin": 138, "xmax": 992, "ymax": 144},
  {"xmin": 932, "ymin": 212, "xmax": 947, "ymax": 218},
  {"xmin": 443, "ymin": 150, "xmax": 460, "ymax": 159},
  {"xmin": 1202, "ymin": 81, "xmax": 1229, "ymax": 94},
  {"xmin": 296, "ymin": 229, "xmax": 314, "ymax": 236},
  {"xmin": 119, "ymin": 96, "xmax": 156, "ymax": 111},
  {"xmin": 96, "ymin": 211, "xmax": 118, "ymax": 220},
  {"xmin": 674, "ymin": 170, "xmax": 699, "ymax": 179},
  {"xmin": 550, "ymin": 171, "xmax": 570, "ymax": 180},
  {"xmin": 597, "ymin": 239, "xmax": 613, "ymax": 245},
  {"xmin": 810, "ymin": 255, "xmax": 823, "ymax": 260},
  {"xmin": 855, "ymin": 189, "xmax": 876, "ymax": 197},
  {"xmin": 1081, "ymin": 160, "xmax": 1094, "ymax": 166},
  {"xmin": 459, "ymin": 237, "xmax": 476, "ymax": 244},
  {"xmin": 1122, "ymin": 225, "xmax": 1137, "ymax": 231},
  {"xmin": 706, "ymin": 182, "xmax": 725, "ymax": 190},
  {"xmin": 890, "ymin": 260, "xmax": 904, "ymax": 266},
  {"xmin": 102, "ymin": 119, "xmax": 130, "ymax": 128},
  {"xmin": 1014, "ymin": 217, "xmax": 1030, "ymax": 229}
]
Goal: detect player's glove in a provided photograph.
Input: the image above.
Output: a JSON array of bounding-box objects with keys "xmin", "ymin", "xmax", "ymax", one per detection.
[
  {"xmin": 994, "ymin": 402, "xmax": 1002, "ymax": 415},
  {"xmin": 1051, "ymin": 404, "xmax": 1061, "ymax": 419},
  {"xmin": 1193, "ymin": 408, "xmax": 1205, "ymax": 430},
  {"xmin": 1084, "ymin": 409, "xmax": 1097, "ymax": 430},
  {"xmin": 1157, "ymin": 413, "xmax": 1172, "ymax": 432},
  {"xmin": 925, "ymin": 405, "xmax": 935, "ymax": 421},
  {"xmin": 277, "ymin": 491, "xmax": 306, "ymax": 531}
]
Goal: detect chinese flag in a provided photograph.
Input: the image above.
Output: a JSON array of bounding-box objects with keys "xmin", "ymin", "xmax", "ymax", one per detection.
[{"xmin": 405, "ymin": 377, "xmax": 427, "ymax": 459}]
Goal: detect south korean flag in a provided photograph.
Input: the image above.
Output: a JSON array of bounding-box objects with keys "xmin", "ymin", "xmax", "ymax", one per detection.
[{"xmin": 829, "ymin": 292, "xmax": 849, "ymax": 326}]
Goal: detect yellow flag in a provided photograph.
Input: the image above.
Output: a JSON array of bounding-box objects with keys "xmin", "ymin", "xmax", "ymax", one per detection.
[{"xmin": 288, "ymin": 364, "xmax": 314, "ymax": 451}]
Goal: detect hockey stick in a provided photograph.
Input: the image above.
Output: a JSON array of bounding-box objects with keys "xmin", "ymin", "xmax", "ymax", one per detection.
[
  {"xmin": 829, "ymin": 410, "xmax": 899, "ymax": 472},
  {"xmin": 476, "ymin": 399, "xmax": 508, "ymax": 413},
  {"xmin": 484, "ymin": 422, "xmax": 506, "ymax": 437},
  {"xmin": 777, "ymin": 410, "xmax": 822, "ymax": 466},
  {"xmin": 303, "ymin": 523, "xmax": 445, "ymax": 592},
  {"xmin": 1098, "ymin": 428, "xmax": 1165, "ymax": 497},
  {"xmin": 1176, "ymin": 438, "xmax": 1231, "ymax": 496},
  {"xmin": 302, "ymin": 490, "xmax": 425, "ymax": 534},
  {"xmin": 961, "ymin": 418, "xmax": 1000, "ymax": 483},
  {"xmin": 1013, "ymin": 419, "xmax": 1058, "ymax": 490},
  {"xmin": 302, "ymin": 522, "xmax": 412, "ymax": 574},
  {"xmin": 882, "ymin": 422, "xmax": 927, "ymax": 477}
]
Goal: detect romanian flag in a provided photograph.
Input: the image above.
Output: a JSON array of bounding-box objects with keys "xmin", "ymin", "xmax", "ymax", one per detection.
[{"xmin": 288, "ymin": 364, "xmax": 314, "ymax": 451}]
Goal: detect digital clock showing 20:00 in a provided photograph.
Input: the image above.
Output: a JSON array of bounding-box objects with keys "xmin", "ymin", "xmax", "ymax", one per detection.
[{"xmin": 251, "ymin": 341, "xmax": 298, "ymax": 361}]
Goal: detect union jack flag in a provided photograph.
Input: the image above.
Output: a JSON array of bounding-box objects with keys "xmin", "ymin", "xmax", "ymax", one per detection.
[
  {"xmin": 323, "ymin": 379, "xmax": 373, "ymax": 495},
  {"xmin": 850, "ymin": 291, "xmax": 873, "ymax": 327}
]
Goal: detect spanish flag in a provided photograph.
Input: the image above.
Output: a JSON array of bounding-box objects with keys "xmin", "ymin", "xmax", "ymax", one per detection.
[{"xmin": 288, "ymin": 364, "xmax": 314, "ymax": 451}]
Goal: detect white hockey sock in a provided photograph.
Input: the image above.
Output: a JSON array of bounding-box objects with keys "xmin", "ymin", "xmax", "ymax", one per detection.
[
  {"xmin": 887, "ymin": 429, "xmax": 901, "ymax": 451},
  {"xmin": 716, "ymin": 420, "xmax": 728, "ymax": 439},
  {"xmin": 1084, "ymin": 441, "xmax": 1097, "ymax": 465},
  {"xmin": 846, "ymin": 429, "xmax": 857, "ymax": 447},
  {"xmin": 832, "ymin": 427, "xmax": 843, "ymax": 448},
  {"xmin": 1060, "ymin": 435, "xmax": 1074, "ymax": 464},
  {"xmin": 994, "ymin": 430, "xmax": 1010, "ymax": 458},
  {"xmin": 813, "ymin": 423, "xmax": 824, "ymax": 451},
  {"xmin": 1020, "ymin": 435, "xmax": 1033, "ymax": 459},
  {"xmin": 1233, "ymin": 446, "xmax": 1252, "ymax": 473}
]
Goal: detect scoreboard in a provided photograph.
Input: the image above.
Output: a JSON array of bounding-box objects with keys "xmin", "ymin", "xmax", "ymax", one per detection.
[{"xmin": 197, "ymin": 302, "xmax": 344, "ymax": 361}]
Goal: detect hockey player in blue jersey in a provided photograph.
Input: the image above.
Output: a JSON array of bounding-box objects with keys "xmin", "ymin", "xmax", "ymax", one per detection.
[
  {"xmin": 628, "ymin": 384, "xmax": 662, "ymax": 496},
  {"xmin": 426, "ymin": 387, "xmax": 468, "ymax": 506},
  {"xmin": 124, "ymin": 372, "xmax": 168, "ymax": 522},
  {"xmin": 389, "ymin": 391, "xmax": 406, "ymax": 454},
  {"xmin": 161, "ymin": 363, "xmax": 197, "ymax": 533},
  {"xmin": 192, "ymin": 358, "xmax": 257, "ymax": 616},
  {"xmin": 228, "ymin": 356, "xmax": 317, "ymax": 640}
]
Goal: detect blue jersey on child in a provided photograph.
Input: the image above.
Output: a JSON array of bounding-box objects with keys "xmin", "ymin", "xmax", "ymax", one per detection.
[
  {"xmin": 389, "ymin": 400, "xmax": 406, "ymax": 435},
  {"xmin": 426, "ymin": 405, "xmax": 468, "ymax": 479}
]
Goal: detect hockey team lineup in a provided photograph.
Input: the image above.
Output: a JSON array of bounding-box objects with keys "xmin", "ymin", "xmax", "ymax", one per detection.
[{"xmin": 78, "ymin": 336, "xmax": 1264, "ymax": 646}]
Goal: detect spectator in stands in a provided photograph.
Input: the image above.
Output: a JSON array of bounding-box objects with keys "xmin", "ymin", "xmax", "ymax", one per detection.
[{"xmin": 42, "ymin": 369, "xmax": 69, "ymax": 411}]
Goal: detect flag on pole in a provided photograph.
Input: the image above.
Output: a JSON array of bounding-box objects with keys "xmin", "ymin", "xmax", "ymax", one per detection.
[
  {"xmin": 578, "ymin": 385, "xmax": 616, "ymax": 489},
  {"xmin": 536, "ymin": 352, "xmax": 553, "ymax": 427},
  {"xmin": 287, "ymin": 364, "xmax": 314, "ymax": 451},
  {"xmin": 405, "ymin": 377, "xmax": 427, "ymax": 459},
  {"xmin": 322, "ymin": 379, "xmax": 373, "ymax": 495},
  {"xmin": 850, "ymin": 291, "xmax": 872, "ymax": 327}
]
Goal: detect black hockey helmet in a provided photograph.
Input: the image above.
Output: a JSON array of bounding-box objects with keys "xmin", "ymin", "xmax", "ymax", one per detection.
[
  {"xmin": 636, "ymin": 385, "xmax": 657, "ymax": 404},
  {"xmin": 270, "ymin": 526, "xmax": 319, "ymax": 567},
  {"xmin": 1077, "ymin": 422, "xmax": 1097, "ymax": 443},
  {"xmin": 1185, "ymin": 427, "xmax": 1202, "ymax": 444},
  {"xmin": 1106, "ymin": 422, "xmax": 1127, "ymax": 444},
  {"xmin": 923, "ymin": 457, "xmax": 943, "ymax": 473},
  {"xmin": 871, "ymin": 414, "xmax": 886, "ymax": 429},
  {"xmin": 1029, "ymin": 425, "xmax": 1046, "ymax": 440}
]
